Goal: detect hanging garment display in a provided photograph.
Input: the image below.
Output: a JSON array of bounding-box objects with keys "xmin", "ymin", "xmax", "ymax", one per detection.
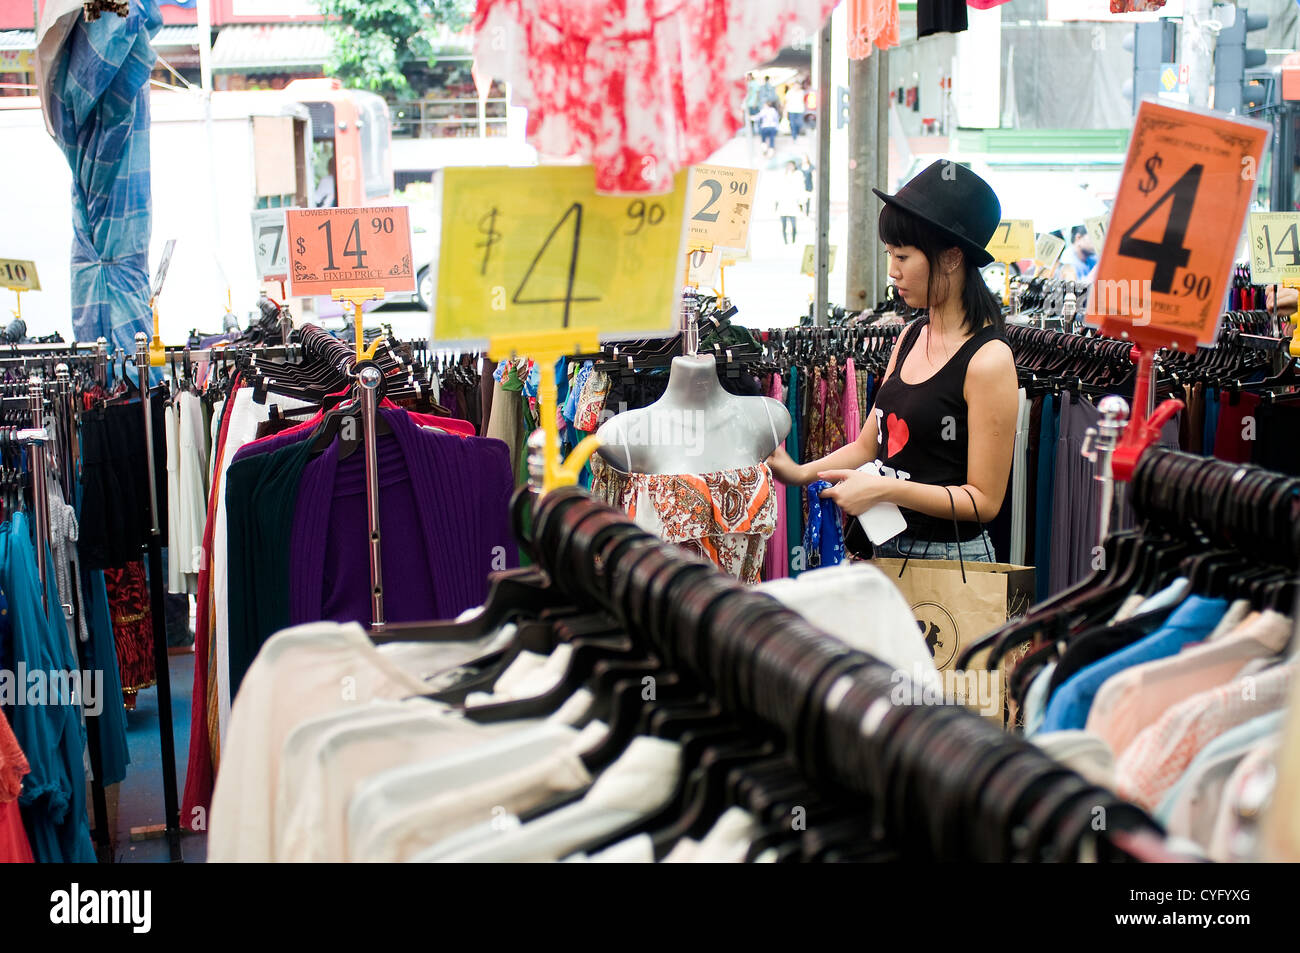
[
  {"xmin": 0, "ymin": 513, "xmax": 96, "ymax": 863},
  {"xmin": 180, "ymin": 326, "xmax": 518, "ymax": 828},
  {"xmin": 848, "ymin": 0, "xmax": 900, "ymax": 58},
  {"xmin": 471, "ymin": 0, "xmax": 839, "ymax": 192},
  {"xmin": 962, "ymin": 449, "xmax": 1299, "ymax": 860},
  {"xmin": 207, "ymin": 489, "xmax": 1176, "ymax": 863},
  {"xmin": 0, "ymin": 707, "xmax": 34, "ymax": 863},
  {"xmin": 917, "ymin": 0, "xmax": 967, "ymax": 37}
]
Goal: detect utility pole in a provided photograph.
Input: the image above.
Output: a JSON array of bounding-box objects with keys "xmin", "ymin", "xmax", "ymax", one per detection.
[
  {"xmin": 813, "ymin": 22, "xmax": 832, "ymax": 327},
  {"xmin": 847, "ymin": 50, "xmax": 890, "ymax": 311},
  {"xmin": 1179, "ymin": 0, "xmax": 1217, "ymax": 108}
]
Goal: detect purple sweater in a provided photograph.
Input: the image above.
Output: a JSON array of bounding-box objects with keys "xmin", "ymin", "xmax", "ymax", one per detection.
[{"xmin": 288, "ymin": 407, "xmax": 517, "ymax": 627}]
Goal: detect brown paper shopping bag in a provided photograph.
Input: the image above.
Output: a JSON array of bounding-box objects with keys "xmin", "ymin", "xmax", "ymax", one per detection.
[{"xmin": 872, "ymin": 556, "xmax": 1035, "ymax": 723}]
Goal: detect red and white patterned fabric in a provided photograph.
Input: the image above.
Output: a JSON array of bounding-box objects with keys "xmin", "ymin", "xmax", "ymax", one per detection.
[
  {"xmin": 848, "ymin": 0, "xmax": 899, "ymax": 59},
  {"xmin": 1110, "ymin": 0, "xmax": 1167, "ymax": 11},
  {"xmin": 472, "ymin": 0, "xmax": 840, "ymax": 193}
]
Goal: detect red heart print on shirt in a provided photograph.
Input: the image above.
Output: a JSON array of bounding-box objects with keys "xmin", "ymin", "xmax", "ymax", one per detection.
[{"xmin": 886, "ymin": 413, "xmax": 910, "ymax": 458}]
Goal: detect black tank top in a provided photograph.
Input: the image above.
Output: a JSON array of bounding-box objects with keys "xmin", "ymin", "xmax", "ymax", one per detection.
[{"xmin": 872, "ymin": 316, "xmax": 1003, "ymax": 543}]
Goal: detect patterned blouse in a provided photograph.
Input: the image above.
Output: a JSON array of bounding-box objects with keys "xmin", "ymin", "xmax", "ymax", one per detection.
[{"xmin": 592, "ymin": 457, "xmax": 777, "ymax": 584}]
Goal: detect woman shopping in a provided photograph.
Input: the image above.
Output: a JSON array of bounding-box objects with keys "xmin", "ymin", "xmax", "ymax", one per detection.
[{"xmin": 767, "ymin": 162, "xmax": 1019, "ymax": 561}]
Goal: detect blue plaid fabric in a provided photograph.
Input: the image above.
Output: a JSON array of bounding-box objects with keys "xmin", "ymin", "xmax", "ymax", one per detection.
[{"xmin": 44, "ymin": 1, "xmax": 160, "ymax": 354}]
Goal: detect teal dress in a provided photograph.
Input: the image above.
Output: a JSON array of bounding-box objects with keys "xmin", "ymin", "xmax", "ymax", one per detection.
[{"xmin": 2, "ymin": 513, "xmax": 96, "ymax": 862}]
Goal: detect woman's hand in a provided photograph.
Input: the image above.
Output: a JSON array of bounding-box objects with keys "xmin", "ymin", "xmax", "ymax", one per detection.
[
  {"xmin": 766, "ymin": 445, "xmax": 808, "ymax": 485},
  {"xmin": 1266, "ymin": 285, "xmax": 1298, "ymax": 318},
  {"xmin": 816, "ymin": 468, "xmax": 895, "ymax": 517}
]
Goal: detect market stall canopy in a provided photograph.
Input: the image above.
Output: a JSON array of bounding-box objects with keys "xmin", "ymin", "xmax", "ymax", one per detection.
[
  {"xmin": 210, "ymin": 23, "xmax": 331, "ymax": 74},
  {"xmin": 36, "ymin": 0, "xmax": 161, "ymax": 353}
]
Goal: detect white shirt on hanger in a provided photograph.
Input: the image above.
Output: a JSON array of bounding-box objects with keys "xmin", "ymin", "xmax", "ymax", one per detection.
[
  {"xmin": 758, "ymin": 563, "xmax": 940, "ymax": 692},
  {"xmin": 421, "ymin": 736, "xmax": 681, "ymax": 863},
  {"xmin": 348, "ymin": 719, "xmax": 601, "ymax": 862},
  {"xmin": 277, "ymin": 701, "xmax": 531, "ymax": 862},
  {"xmin": 208, "ymin": 621, "xmax": 522, "ymax": 862}
]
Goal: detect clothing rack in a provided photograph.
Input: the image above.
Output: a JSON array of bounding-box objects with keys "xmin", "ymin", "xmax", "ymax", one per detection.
[
  {"xmin": 0, "ymin": 343, "xmax": 116, "ymax": 859},
  {"xmin": 520, "ymin": 487, "xmax": 1168, "ymax": 861}
]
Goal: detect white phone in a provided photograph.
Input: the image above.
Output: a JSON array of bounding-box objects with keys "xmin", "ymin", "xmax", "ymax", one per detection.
[{"xmin": 855, "ymin": 461, "xmax": 907, "ymax": 545}]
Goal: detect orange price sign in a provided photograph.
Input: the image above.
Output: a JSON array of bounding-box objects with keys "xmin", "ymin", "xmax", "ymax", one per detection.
[
  {"xmin": 1087, "ymin": 100, "xmax": 1268, "ymax": 347},
  {"xmin": 285, "ymin": 206, "xmax": 415, "ymax": 297}
]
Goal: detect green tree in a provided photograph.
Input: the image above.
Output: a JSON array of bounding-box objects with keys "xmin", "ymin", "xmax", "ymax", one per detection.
[{"xmin": 317, "ymin": 0, "xmax": 474, "ymax": 98}]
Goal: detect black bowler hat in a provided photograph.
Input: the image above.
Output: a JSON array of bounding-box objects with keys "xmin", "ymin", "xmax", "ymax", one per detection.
[{"xmin": 873, "ymin": 161, "xmax": 1002, "ymax": 267}]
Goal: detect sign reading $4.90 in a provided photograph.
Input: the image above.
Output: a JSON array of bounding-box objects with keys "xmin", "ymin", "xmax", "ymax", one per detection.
[{"xmin": 1087, "ymin": 101, "xmax": 1268, "ymax": 346}]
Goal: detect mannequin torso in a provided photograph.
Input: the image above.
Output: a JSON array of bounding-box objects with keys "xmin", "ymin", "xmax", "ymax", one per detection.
[{"xmin": 595, "ymin": 355, "xmax": 792, "ymax": 475}]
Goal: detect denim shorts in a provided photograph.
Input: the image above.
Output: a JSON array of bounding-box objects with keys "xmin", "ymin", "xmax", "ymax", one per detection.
[{"xmin": 872, "ymin": 531, "xmax": 996, "ymax": 563}]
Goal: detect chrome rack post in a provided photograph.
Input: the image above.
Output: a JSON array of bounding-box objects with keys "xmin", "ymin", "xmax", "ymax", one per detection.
[
  {"xmin": 55, "ymin": 363, "xmax": 76, "ymax": 497},
  {"xmin": 358, "ymin": 364, "xmax": 385, "ymax": 630},
  {"xmin": 681, "ymin": 287, "xmax": 700, "ymax": 357},
  {"xmin": 1082, "ymin": 395, "xmax": 1131, "ymax": 551},
  {"xmin": 27, "ymin": 375, "xmax": 50, "ymax": 610},
  {"xmin": 134, "ymin": 332, "xmax": 183, "ymax": 861}
]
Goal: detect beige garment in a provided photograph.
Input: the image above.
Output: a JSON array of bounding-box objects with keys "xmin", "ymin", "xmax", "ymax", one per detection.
[
  {"xmin": 1087, "ymin": 611, "xmax": 1292, "ymax": 761},
  {"xmin": 1263, "ymin": 635, "xmax": 1300, "ymax": 862},
  {"xmin": 485, "ymin": 378, "xmax": 523, "ymax": 478}
]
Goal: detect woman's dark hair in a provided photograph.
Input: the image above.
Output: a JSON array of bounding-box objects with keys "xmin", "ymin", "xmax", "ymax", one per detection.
[{"xmin": 878, "ymin": 201, "xmax": 1003, "ymax": 336}]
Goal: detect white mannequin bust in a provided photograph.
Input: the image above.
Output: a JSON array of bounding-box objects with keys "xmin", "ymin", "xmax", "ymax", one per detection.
[{"xmin": 595, "ymin": 354, "xmax": 792, "ymax": 475}]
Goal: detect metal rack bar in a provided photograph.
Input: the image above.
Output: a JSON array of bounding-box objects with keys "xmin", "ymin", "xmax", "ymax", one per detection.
[
  {"xmin": 134, "ymin": 332, "xmax": 183, "ymax": 862},
  {"xmin": 358, "ymin": 365, "xmax": 386, "ymax": 630},
  {"xmin": 27, "ymin": 376, "xmax": 49, "ymax": 609}
]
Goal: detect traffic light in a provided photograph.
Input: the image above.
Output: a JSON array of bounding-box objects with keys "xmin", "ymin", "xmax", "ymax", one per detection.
[
  {"xmin": 1214, "ymin": 4, "xmax": 1269, "ymax": 114},
  {"xmin": 1122, "ymin": 20, "xmax": 1178, "ymax": 114}
]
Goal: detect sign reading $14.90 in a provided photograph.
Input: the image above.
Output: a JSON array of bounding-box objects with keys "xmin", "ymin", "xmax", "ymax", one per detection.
[
  {"xmin": 285, "ymin": 206, "xmax": 415, "ymax": 297},
  {"xmin": 1087, "ymin": 101, "xmax": 1268, "ymax": 345},
  {"xmin": 435, "ymin": 166, "xmax": 689, "ymax": 343},
  {"xmin": 1247, "ymin": 212, "xmax": 1300, "ymax": 286}
]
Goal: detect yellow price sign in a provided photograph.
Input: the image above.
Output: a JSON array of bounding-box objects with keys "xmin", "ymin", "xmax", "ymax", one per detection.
[
  {"xmin": 687, "ymin": 165, "xmax": 757, "ymax": 252},
  {"xmin": 985, "ymin": 220, "xmax": 1034, "ymax": 263},
  {"xmin": 1085, "ymin": 213, "xmax": 1109, "ymax": 252},
  {"xmin": 687, "ymin": 247, "xmax": 722, "ymax": 288},
  {"xmin": 0, "ymin": 258, "xmax": 40, "ymax": 292},
  {"xmin": 435, "ymin": 167, "xmax": 689, "ymax": 342},
  {"xmin": 1248, "ymin": 212, "xmax": 1300, "ymax": 286},
  {"xmin": 800, "ymin": 244, "xmax": 837, "ymax": 277},
  {"xmin": 1035, "ymin": 233, "xmax": 1066, "ymax": 268}
]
